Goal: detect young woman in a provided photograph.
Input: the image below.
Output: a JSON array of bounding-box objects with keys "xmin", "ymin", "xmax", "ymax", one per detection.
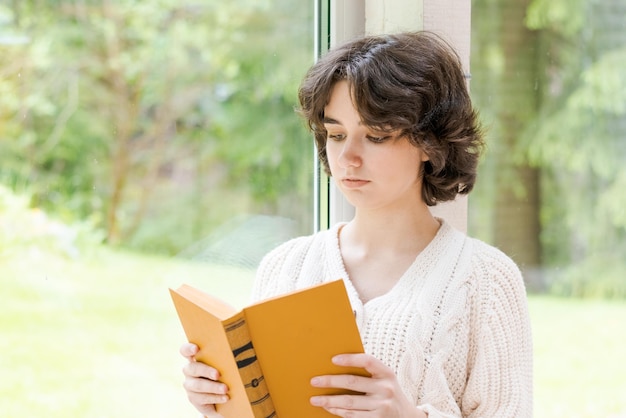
[{"xmin": 180, "ymin": 31, "xmax": 533, "ymax": 418}]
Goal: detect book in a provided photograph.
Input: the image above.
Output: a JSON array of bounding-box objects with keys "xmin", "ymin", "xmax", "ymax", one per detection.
[{"xmin": 169, "ymin": 279, "xmax": 367, "ymax": 418}]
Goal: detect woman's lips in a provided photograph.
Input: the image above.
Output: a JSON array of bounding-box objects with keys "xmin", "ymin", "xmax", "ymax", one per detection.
[{"xmin": 341, "ymin": 178, "xmax": 370, "ymax": 188}]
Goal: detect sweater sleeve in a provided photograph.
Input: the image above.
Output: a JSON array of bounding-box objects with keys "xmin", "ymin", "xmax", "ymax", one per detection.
[
  {"xmin": 460, "ymin": 244, "xmax": 534, "ymax": 418},
  {"xmin": 415, "ymin": 244, "xmax": 532, "ymax": 418}
]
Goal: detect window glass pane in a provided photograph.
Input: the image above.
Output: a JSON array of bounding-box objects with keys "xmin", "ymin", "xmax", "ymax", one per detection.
[
  {"xmin": 1, "ymin": 0, "xmax": 314, "ymax": 415},
  {"xmin": 470, "ymin": 1, "xmax": 626, "ymax": 416}
]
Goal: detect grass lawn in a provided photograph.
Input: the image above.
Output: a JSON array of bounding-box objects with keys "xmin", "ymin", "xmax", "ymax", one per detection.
[
  {"xmin": 2, "ymin": 247, "xmax": 625, "ymax": 417},
  {"xmin": 530, "ymin": 296, "xmax": 626, "ymax": 417},
  {"xmin": 1, "ymin": 248, "xmax": 256, "ymax": 418}
]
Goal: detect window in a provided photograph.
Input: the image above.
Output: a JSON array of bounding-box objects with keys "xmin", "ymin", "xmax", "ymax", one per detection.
[
  {"xmin": 470, "ymin": 0, "xmax": 626, "ymax": 416},
  {"xmin": 1, "ymin": 1, "xmax": 314, "ymax": 416},
  {"xmin": 2, "ymin": 1, "xmax": 623, "ymax": 417}
]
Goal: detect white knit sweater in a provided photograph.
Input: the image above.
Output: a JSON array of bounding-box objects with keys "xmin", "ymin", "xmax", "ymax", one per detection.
[{"xmin": 251, "ymin": 220, "xmax": 533, "ymax": 418}]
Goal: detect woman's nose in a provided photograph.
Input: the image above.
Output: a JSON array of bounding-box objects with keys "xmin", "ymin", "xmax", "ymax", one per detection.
[{"xmin": 338, "ymin": 137, "xmax": 362, "ymax": 168}]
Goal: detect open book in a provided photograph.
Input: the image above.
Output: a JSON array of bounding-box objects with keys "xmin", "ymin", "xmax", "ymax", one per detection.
[{"xmin": 169, "ymin": 279, "xmax": 367, "ymax": 418}]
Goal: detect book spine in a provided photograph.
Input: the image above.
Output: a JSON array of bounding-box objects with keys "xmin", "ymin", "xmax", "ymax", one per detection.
[{"xmin": 224, "ymin": 312, "xmax": 277, "ymax": 418}]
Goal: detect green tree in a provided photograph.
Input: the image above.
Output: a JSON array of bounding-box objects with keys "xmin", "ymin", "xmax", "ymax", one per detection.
[
  {"xmin": 0, "ymin": 0, "xmax": 313, "ymax": 253},
  {"xmin": 471, "ymin": 0, "xmax": 543, "ymax": 287},
  {"xmin": 523, "ymin": 0, "xmax": 626, "ymax": 296},
  {"xmin": 471, "ymin": 0, "xmax": 626, "ymax": 296}
]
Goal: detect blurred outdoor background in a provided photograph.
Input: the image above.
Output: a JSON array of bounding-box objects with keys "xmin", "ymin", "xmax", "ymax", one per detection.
[{"xmin": 1, "ymin": 0, "xmax": 625, "ymax": 417}]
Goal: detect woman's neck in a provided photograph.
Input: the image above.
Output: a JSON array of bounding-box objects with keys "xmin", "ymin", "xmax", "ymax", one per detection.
[
  {"xmin": 341, "ymin": 206, "xmax": 441, "ymax": 257},
  {"xmin": 336, "ymin": 206, "xmax": 441, "ymax": 303}
]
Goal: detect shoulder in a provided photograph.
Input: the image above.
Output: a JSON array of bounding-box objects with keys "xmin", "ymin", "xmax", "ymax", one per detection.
[
  {"xmin": 259, "ymin": 226, "xmax": 334, "ymax": 268},
  {"xmin": 252, "ymin": 224, "xmax": 343, "ymax": 300},
  {"xmin": 467, "ymin": 237, "xmax": 523, "ymax": 284},
  {"xmin": 433, "ymin": 221, "xmax": 523, "ymax": 289},
  {"xmin": 464, "ymin": 236, "xmax": 530, "ymax": 326}
]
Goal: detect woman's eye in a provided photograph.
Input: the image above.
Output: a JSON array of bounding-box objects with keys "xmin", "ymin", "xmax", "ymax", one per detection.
[
  {"xmin": 366, "ymin": 135, "xmax": 390, "ymax": 143},
  {"xmin": 327, "ymin": 133, "xmax": 346, "ymax": 141}
]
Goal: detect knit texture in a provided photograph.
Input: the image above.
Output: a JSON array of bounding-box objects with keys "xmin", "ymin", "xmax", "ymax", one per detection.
[{"xmin": 251, "ymin": 220, "xmax": 533, "ymax": 418}]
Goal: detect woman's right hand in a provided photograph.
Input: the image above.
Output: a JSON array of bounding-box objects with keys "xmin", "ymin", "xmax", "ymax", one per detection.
[{"xmin": 180, "ymin": 342, "xmax": 230, "ymax": 417}]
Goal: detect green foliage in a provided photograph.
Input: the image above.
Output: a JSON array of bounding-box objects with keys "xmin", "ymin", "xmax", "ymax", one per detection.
[
  {"xmin": 524, "ymin": 0, "xmax": 626, "ymax": 298},
  {"xmin": 525, "ymin": 0, "xmax": 585, "ymax": 37},
  {"xmin": 524, "ymin": 47, "xmax": 626, "ymax": 181},
  {"xmin": 0, "ymin": 0, "xmax": 314, "ymax": 254},
  {"xmin": 0, "ymin": 185, "xmax": 104, "ymax": 259},
  {"xmin": 547, "ymin": 256, "xmax": 626, "ymax": 299},
  {"xmin": 520, "ymin": 1, "xmax": 626, "ymax": 272},
  {"xmin": 471, "ymin": 0, "xmax": 626, "ymax": 296},
  {"xmin": 568, "ymin": 47, "xmax": 626, "ymax": 116}
]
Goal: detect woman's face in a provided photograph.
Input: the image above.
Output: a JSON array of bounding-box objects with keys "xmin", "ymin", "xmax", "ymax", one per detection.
[{"xmin": 323, "ymin": 81, "xmax": 429, "ymax": 212}]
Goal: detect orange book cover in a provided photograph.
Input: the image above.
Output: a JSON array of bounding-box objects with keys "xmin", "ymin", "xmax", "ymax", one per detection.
[{"xmin": 169, "ymin": 280, "xmax": 367, "ymax": 418}]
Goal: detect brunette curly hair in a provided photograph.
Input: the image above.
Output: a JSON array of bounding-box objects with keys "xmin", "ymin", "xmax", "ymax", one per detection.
[{"xmin": 298, "ymin": 31, "xmax": 484, "ymax": 206}]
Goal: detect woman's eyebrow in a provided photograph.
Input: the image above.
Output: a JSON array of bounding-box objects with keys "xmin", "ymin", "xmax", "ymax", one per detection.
[
  {"xmin": 322, "ymin": 116, "xmax": 341, "ymax": 125},
  {"xmin": 322, "ymin": 116, "xmax": 364, "ymax": 126}
]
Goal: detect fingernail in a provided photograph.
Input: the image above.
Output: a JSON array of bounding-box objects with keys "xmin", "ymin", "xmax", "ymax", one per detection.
[
  {"xmin": 310, "ymin": 396, "xmax": 323, "ymax": 406},
  {"xmin": 332, "ymin": 355, "xmax": 345, "ymax": 365},
  {"xmin": 310, "ymin": 377, "xmax": 321, "ymax": 386}
]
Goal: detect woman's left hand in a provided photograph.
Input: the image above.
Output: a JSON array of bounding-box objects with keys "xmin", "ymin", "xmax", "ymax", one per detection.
[{"xmin": 309, "ymin": 353, "xmax": 427, "ymax": 418}]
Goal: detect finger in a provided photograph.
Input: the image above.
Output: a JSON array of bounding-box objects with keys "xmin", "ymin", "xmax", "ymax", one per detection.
[
  {"xmin": 183, "ymin": 361, "xmax": 222, "ymax": 381},
  {"xmin": 186, "ymin": 390, "xmax": 226, "ymax": 417},
  {"xmin": 324, "ymin": 406, "xmax": 369, "ymax": 418},
  {"xmin": 180, "ymin": 342, "xmax": 199, "ymax": 360},
  {"xmin": 332, "ymin": 353, "xmax": 394, "ymax": 379},
  {"xmin": 183, "ymin": 374, "xmax": 229, "ymax": 417},
  {"xmin": 183, "ymin": 372, "xmax": 228, "ymax": 394},
  {"xmin": 186, "ymin": 386, "xmax": 229, "ymax": 405},
  {"xmin": 311, "ymin": 373, "xmax": 372, "ymax": 394},
  {"xmin": 311, "ymin": 393, "xmax": 376, "ymax": 412},
  {"xmin": 201, "ymin": 409, "xmax": 225, "ymax": 418}
]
